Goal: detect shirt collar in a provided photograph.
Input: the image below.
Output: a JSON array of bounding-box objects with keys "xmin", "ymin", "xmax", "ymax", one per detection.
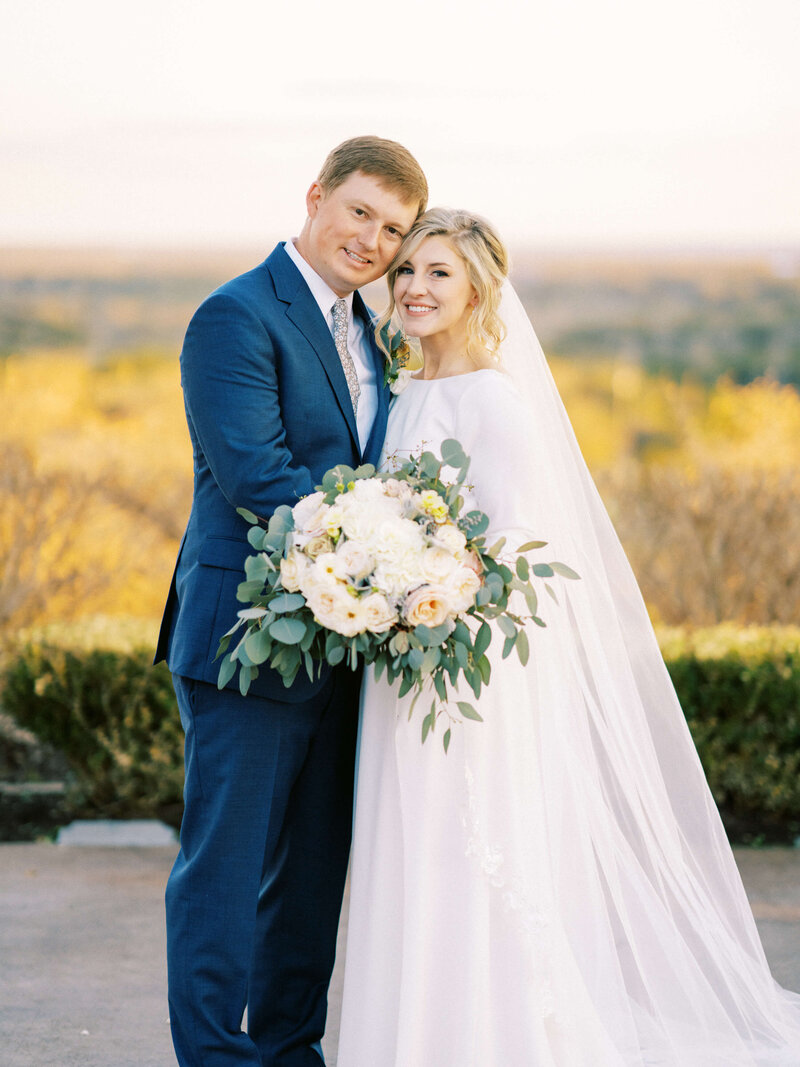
[{"xmin": 283, "ymin": 239, "xmax": 354, "ymax": 325}]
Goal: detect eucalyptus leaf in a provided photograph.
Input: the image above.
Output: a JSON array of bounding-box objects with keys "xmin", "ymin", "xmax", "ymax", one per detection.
[
  {"xmin": 517, "ymin": 539, "xmax": 547, "ymax": 552},
  {"xmin": 244, "ymin": 628, "xmax": 272, "ymax": 664},
  {"xmin": 217, "ymin": 655, "xmax": 236, "ymax": 690},
  {"xmin": 487, "ymin": 537, "xmax": 507, "ymax": 558},
  {"xmin": 247, "ymin": 526, "xmax": 266, "ymax": 551},
  {"xmin": 443, "ymin": 728, "xmax": 452, "ymax": 754},
  {"xmin": 270, "ymin": 592, "xmax": 306, "ymax": 613},
  {"xmin": 551, "ymin": 561, "xmax": 581, "ymax": 580},
  {"xmin": 236, "ymin": 579, "xmax": 267, "ymax": 603},
  {"xmin": 237, "ymin": 507, "xmax": 260, "ymax": 525},
  {"xmin": 532, "ymin": 563, "xmax": 555, "ymax": 578},
  {"xmin": 516, "ymin": 629, "xmax": 530, "ymax": 666},
  {"xmin": 457, "ymin": 701, "xmax": 483, "ymax": 722},
  {"xmin": 421, "ymin": 710, "xmax": 434, "ymax": 744},
  {"xmin": 440, "ymin": 438, "xmax": 467, "ymax": 469},
  {"xmin": 498, "ymin": 614, "xmax": 517, "ymax": 639},
  {"xmin": 327, "ymin": 645, "xmax": 346, "ymax": 666},
  {"xmin": 398, "ymin": 673, "xmax": 415, "ymax": 698},
  {"xmin": 268, "ymin": 617, "xmax": 306, "ymax": 645},
  {"xmin": 474, "ymin": 621, "xmax": 492, "ymax": 658},
  {"xmin": 237, "ymin": 607, "xmax": 268, "ymax": 620},
  {"xmin": 244, "ymin": 554, "xmax": 270, "ymax": 584}
]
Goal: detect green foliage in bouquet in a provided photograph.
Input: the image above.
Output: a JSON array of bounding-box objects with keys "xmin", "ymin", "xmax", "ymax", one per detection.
[{"xmin": 216, "ymin": 439, "xmax": 579, "ymax": 750}]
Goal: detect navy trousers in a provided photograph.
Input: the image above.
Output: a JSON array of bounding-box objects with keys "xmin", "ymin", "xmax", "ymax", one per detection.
[{"xmin": 165, "ymin": 668, "xmax": 359, "ymax": 1066}]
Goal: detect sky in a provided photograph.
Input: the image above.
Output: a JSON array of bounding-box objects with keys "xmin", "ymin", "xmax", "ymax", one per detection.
[{"xmin": 1, "ymin": 0, "xmax": 799, "ymax": 250}]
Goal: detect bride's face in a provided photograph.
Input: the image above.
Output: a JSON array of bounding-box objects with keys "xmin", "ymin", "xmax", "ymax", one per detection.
[{"xmin": 393, "ymin": 236, "xmax": 478, "ymax": 342}]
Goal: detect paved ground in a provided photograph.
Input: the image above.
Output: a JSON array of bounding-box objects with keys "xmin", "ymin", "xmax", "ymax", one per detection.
[{"xmin": 1, "ymin": 844, "xmax": 799, "ymax": 1067}]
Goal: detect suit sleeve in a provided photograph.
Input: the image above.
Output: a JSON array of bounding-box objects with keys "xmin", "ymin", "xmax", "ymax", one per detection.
[{"xmin": 181, "ymin": 290, "xmax": 316, "ymax": 517}]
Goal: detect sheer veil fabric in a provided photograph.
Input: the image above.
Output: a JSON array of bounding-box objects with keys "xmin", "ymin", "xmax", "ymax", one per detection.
[{"xmin": 336, "ymin": 283, "xmax": 800, "ymax": 1066}]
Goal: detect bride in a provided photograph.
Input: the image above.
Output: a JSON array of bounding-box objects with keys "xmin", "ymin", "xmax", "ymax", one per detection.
[{"xmin": 335, "ymin": 208, "xmax": 800, "ymax": 1066}]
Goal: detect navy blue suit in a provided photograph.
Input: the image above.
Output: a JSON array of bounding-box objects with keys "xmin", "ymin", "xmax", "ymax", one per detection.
[{"xmin": 156, "ymin": 244, "xmax": 389, "ymax": 1065}]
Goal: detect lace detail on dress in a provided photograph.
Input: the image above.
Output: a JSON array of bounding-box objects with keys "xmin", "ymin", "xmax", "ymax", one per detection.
[{"xmin": 462, "ymin": 762, "xmax": 556, "ymax": 1018}]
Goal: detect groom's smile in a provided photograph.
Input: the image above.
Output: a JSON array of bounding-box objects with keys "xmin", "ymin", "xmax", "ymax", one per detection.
[{"xmin": 297, "ymin": 171, "xmax": 419, "ymax": 297}]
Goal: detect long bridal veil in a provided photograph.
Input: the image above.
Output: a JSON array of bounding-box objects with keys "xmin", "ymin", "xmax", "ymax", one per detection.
[{"xmin": 459, "ymin": 281, "xmax": 800, "ymax": 1064}]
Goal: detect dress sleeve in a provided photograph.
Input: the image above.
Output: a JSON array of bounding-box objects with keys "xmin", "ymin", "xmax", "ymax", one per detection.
[{"xmin": 453, "ymin": 373, "xmax": 544, "ymax": 542}]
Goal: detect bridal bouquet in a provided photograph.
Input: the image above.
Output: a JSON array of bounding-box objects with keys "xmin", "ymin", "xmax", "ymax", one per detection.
[{"xmin": 216, "ymin": 439, "xmax": 578, "ymax": 749}]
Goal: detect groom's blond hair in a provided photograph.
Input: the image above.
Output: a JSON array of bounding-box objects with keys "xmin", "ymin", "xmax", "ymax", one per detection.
[{"xmin": 317, "ymin": 136, "xmax": 428, "ymax": 217}]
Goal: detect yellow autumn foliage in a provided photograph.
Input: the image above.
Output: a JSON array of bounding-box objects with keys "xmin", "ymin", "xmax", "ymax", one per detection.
[{"xmin": 2, "ymin": 347, "xmax": 799, "ymax": 640}]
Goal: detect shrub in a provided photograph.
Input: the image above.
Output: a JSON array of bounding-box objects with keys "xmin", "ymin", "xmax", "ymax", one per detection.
[
  {"xmin": 0, "ymin": 642, "xmax": 183, "ymax": 827},
  {"xmin": 660, "ymin": 625, "xmax": 800, "ymax": 843},
  {"xmin": 1, "ymin": 623, "xmax": 799, "ymax": 843}
]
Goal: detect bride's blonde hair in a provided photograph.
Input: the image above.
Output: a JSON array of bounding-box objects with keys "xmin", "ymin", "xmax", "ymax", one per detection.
[{"xmin": 377, "ymin": 208, "xmax": 509, "ymax": 367}]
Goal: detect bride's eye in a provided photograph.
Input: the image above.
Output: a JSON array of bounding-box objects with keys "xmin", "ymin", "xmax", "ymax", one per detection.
[
  {"xmin": 396, "ymin": 265, "xmax": 413, "ymax": 275},
  {"xmin": 432, "ymin": 270, "xmax": 449, "ymax": 278}
]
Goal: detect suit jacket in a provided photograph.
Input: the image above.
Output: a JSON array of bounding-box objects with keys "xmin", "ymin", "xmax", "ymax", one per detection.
[{"xmin": 154, "ymin": 243, "xmax": 390, "ymax": 701}]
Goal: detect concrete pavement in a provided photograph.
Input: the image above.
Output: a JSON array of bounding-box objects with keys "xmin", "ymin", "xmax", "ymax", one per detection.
[{"xmin": 1, "ymin": 843, "xmax": 799, "ymax": 1067}]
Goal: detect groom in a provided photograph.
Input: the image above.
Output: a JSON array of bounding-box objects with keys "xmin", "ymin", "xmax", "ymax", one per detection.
[{"xmin": 155, "ymin": 136, "xmax": 426, "ymax": 1065}]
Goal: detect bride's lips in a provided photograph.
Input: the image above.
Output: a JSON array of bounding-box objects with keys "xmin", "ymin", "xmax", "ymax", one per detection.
[{"xmin": 403, "ymin": 303, "xmax": 437, "ymax": 315}]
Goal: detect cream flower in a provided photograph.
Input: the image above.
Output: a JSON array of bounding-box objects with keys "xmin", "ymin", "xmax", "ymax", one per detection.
[
  {"xmin": 389, "ymin": 368, "xmax": 412, "ymax": 395},
  {"xmin": 449, "ymin": 566, "xmax": 482, "ymax": 613},
  {"xmin": 304, "ymin": 534, "xmax": 335, "ymax": 560},
  {"xmin": 324, "ymin": 505, "xmax": 345, "ymax": 538},
  {"xmin": 403, "ymin": 584, "xmax": 453, "ymax": 628},
  {"xmin": 292, "ymin": 491, "xmax": 329, "ymax": 534},
  {"xmin": 313, "ymin": 551, "xmax": 349, "ymax": 583},
  {"xmin": 360, "ymin": 592, "xmax": 398, "ymax": 634},
  {"xmin": 279, "ymin": 550, "xmax": 307, "ymax": 592},
  {"xmin": 306, "ymin": 584, "xmax": 366, "ymax": 637},
  {"xmin": 421, "ymin": 545, "xmax": 459, "ymax": 585},
  {"xmin": 433, "ymin": 522, "xmax": 467, "ymax": 557},
  {"xmin": 336, "ymin": 540, "xmax": 374, "ymax": 581}
]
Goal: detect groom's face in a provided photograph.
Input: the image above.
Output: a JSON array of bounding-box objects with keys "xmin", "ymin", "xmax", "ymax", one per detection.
[{"xmin": 300, "ymin": 171, "xmax": 418, "ymax": 297}]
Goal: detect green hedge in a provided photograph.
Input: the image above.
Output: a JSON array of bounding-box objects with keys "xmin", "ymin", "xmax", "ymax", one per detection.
[
  {"xmin": 1, "ymin": 622, "xmax": 799, "ymax": 843},
  {"xmin": 659, "ymin": 625, "xmax": 800, "ymax": 844},
  {"xmin": 1, "ymin": 642, "xmax": 184, "ymax": 827}
]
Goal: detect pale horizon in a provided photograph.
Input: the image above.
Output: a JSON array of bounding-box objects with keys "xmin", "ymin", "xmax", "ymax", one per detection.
[{"xmin": 3, "ymin": 0, "xmax": 798, "ymax": 250}]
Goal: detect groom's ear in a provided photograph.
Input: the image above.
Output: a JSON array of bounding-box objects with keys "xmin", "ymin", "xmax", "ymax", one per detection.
[{"xmin": 305, "ymin": 181, "xmax": 324, "ymax": 218}]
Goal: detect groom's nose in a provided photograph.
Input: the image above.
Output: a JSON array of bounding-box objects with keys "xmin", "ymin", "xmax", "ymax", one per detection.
[{"xmin": 358, "ymin": 222, "xmax": 381, "ymax": 251}]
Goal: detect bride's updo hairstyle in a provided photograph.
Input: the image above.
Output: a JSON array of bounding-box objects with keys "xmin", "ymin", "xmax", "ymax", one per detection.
[{"xmin": 378, "ymin": 208, "xmax": 509, "ymax": 366}]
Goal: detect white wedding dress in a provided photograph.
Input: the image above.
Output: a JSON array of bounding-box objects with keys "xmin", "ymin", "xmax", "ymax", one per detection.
[{"xmin": 336, "ymin": 348, "xmax": 800, "ymax": 1064}]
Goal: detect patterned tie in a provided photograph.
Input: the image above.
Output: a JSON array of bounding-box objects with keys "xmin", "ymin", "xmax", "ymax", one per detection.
[{"xmin": 332, "ymin": 298, "xmax": 360, "ymax": 414}]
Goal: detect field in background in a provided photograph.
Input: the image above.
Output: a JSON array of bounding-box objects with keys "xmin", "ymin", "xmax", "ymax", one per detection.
[{"xmin": 1, "ymin": 247, "xmax": 799, "ymax": 643}]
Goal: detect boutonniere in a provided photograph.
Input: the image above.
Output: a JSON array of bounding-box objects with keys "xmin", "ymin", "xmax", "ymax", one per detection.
[{"xmin": 379, "ymin": 323, "xmax": 415, "ymax": 395}]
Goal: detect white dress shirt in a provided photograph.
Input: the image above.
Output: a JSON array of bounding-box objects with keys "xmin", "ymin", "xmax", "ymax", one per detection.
[{"xmin": 283, "ymin": 239, "xmax": 378, "ymax": 453}]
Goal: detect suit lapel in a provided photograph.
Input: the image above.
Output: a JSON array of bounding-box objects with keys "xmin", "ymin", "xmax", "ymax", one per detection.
[{"xmin": 266, "ymin": 246, "xmax": 359, "ymax": 450}]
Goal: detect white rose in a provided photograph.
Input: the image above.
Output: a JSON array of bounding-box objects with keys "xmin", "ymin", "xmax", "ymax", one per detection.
[
  {"xmin": 303, "ymin": 534, "xmax": 335, "ymax": 560},
  {"xmin": 403, "ymin": 584, "xmax": 453, "ymax": 629},
  {"xmin": 306, "ymin": 585, "xmax": 366, "ymax": 637},
  {"xmin": 448, "ymin": 566, "xmax": 482, "ymax": 613},
  {"xmin": 279, "ymin": 550, "xmax": 307, "ymax": 593},
  {"xmin": 390, "ymin": 368, "xmax": 412, "ymax": 395},
  {"xmin": 336, "ymin": 539, "xmax": 375, "ymax": 581},
  {"xmin": 360, "ymin": 592, "xmax": 398, "ymax": 634},
  {"xmin": 421, "ymin": 545, "xmax": 459, "ymax": 585},
  {"xmin": 292, "ymin": 491, "xmax": 329, "ymax": 534},
  {"xmin": 433, "ymin": 523, "xmax": 467, "ymax": 557}
]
